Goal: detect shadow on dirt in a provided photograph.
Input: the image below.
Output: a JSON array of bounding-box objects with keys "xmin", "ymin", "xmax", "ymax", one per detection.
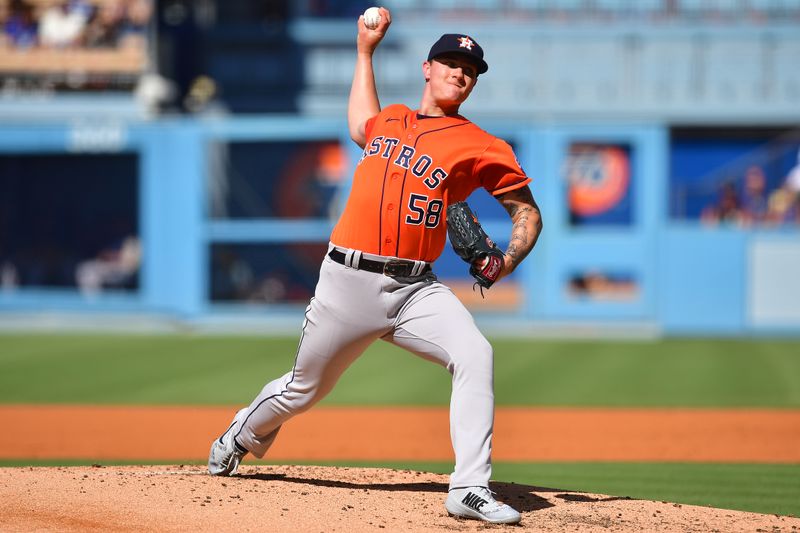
[
  {"xmin": 555, "ymin": 493, "xmax": 634, "ymax": 504},
  {"xmin": 237, "ymin": 471, "xmax": 631, "ymax": 513}
]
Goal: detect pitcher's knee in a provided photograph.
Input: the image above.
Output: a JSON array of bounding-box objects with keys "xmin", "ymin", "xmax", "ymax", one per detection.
[
  {"xmin": 449, "ymin": 337, "xmax": 494, "ymax": 377},
  {"xmin": 273, "ymin": 382, "xmax": 327, "ymax": 415},
  {"xmin": 289, "ymin": 390, "xmax": 324, "ymax": 413}
]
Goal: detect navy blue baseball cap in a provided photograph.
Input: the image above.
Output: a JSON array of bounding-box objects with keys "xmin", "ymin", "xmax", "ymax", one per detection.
[{"xmin": 427, "ymin": 34, "xmax": 488, "ymax": 74}]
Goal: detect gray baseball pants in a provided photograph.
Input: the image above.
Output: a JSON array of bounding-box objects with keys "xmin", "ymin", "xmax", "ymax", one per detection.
[{"xmin": 232, "ymin": 245, "xmax": 495, "ymax": 489}]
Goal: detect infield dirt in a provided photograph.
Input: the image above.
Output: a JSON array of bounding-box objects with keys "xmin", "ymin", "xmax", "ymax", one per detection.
[
  {"xmin": 2, "ymin": 406, "xmax": 800, "ymax": 532},
  {"xmin": 2, "ymin": 464, "xmax": 799, "ymax": 532}
]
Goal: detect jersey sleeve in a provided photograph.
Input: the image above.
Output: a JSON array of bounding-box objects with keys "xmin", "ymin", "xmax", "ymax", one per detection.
[{"xmin": 475, "ymin": 138, "xmax": 532, "ymax": 196}]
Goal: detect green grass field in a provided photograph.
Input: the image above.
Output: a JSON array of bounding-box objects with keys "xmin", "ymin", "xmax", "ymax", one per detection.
[{"xmin": 1, "ymin": 333, "xmax": 799, "ymax": 516}]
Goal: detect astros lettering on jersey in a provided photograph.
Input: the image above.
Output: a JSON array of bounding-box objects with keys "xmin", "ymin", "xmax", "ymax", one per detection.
[{"xmin": 331, "ymin": 104, "xmax": 531, "ymax": 262}]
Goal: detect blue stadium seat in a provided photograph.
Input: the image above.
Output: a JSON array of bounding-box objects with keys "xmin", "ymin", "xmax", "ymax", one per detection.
[
  {"xmin": 593, "ymin": 0, "xmax": 662, "ymax": 12},
  {"xmin": 773, "ymin": 39, "xmax": 800, "ymax": 103},
  {"xmin": 386, "ymin": 0, "xmax": 422, "ymax": 8},
  {"xmin": 512, "ymin": 0, "xmax": 586, "ymax": 11},
  {"xmin": 429, "ymin": 0, "xmax": 498, "ymax": 9},
  {"xmin": 679, "ymin": 0, "xmax": 739, "ymax": 13},
  {"xmin": 748, "ymin": 0, "xmax": 800, "ymax": 12}
]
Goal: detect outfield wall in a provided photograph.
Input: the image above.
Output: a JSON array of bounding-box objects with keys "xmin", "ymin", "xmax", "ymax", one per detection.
[{"xmin": 0, "ymin": 117, "xmax": 798, "ymax": 335}]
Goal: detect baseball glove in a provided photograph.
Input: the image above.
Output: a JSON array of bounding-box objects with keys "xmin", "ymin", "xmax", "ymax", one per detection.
[{"xmin": 446, "ymin": 201, "xmax": 505, "ymax": 291}]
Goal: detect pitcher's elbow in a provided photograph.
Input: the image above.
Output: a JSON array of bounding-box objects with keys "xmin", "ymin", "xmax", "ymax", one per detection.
[{"xmin": 350, "ymin": 131, "xmax": 366, "ymax": 148}]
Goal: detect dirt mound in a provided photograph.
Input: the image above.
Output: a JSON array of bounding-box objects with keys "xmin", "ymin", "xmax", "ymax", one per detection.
[{"xmin": 1, "ymin": 465, "xmax": 797, "ymax": 532}]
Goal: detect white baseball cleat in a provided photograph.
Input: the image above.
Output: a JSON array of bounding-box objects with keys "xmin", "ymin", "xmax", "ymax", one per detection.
[
  {"xmin": 208, "ymin": 409, "xmax": 249, "ymax": 476},
  {"xmin": 445, "ymin": 486, "xmax": 522, "ymax": 524}
]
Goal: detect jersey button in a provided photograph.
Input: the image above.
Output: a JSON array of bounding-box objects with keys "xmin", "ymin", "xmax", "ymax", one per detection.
[
  {"xmin": 387, "ymin": 204, "xmax": 394, "ymax": 210},
  {"xmin": 385, "ymin": 237, "xmax": 392, "ymax": 244},
  {"xmin": 391, "ymin": 173, "xmax": 400, "ymax": 180}
]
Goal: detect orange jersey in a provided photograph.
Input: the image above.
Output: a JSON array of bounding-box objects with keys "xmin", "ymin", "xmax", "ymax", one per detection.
[{"xmin": 331, "ymin": 104, "xmax": 531, "ymax": 262}]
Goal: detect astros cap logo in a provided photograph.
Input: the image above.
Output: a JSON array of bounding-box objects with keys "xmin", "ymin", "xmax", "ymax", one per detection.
[{"xmin": 458, "ymin": 36, "xmax": 475, "ymax": 50}]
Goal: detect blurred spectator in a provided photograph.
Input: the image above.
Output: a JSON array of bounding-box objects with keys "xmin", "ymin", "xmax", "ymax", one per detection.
[
  {"xmin": 701, "ymin": 181, "xmax": 742, "ymax": 226},
  {"xmin": 119, "ymin": 0, "xmax": 151, "ymax": 49},
  {"xmin": 2, "ymin": 0, "xmax": 152, "ymax": 50},
  {"xmin": 766, "ymin": 187, "xmax": 799, "ymax": 225},
  {"xmin": 740, "ymin": 165, "xmax": 769, "ymax": 226},
  {"xmin": 82, "ymin": 0, "xmax": 124, "ymax": 48},
  {"xmin": 75, "ymin": 235, "xmax": 141, "ymax": 296},
  {"xmin": 39, "ymin": 0, "xmax": 92, "ymax": 48},
  {"xmin": 765, "ymin": 151, "xmax": 800, "ymax": 225},
  {"xmin": 1, "ymin": 261, "xmax": 19, "ymax": 290},
  {"xmin": 3, "ymin": 0, "xmax": 38, "ymax": 48},
  {"xmin": 784, "ymin": 147, "xmax": 800, "ymax": 195},
  {"xmin": 210, "ymin": 246, "xmax": 254, "ymax": 301},
  {"xmin": 183, "ymin": 74, "xmax": 217, "ymax": 113},
  {"xmin": 248, "ymin": 274, "xmax": 288, "ymax": 303},
  {"xmin": 700, "ymin": 157, "xmax": 800, "ymax": 228},
  {"xmin": 568, "ymin": 271, "xmax": 637, "ymax": 301}
]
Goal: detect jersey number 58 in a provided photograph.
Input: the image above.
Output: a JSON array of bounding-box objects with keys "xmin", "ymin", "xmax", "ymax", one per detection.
[{"xmin": 406, "ymin": 193, "xmax": 443, "ymax": 228}]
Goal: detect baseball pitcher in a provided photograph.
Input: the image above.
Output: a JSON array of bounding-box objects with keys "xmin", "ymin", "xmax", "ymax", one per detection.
[{"xmin": 208, "ymin": 7, "xmax": 543, "ymax": 525}]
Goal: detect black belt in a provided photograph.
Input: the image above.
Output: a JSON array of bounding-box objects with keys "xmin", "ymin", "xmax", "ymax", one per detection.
[{"xmin": 328, "ymin": 248, "xmax": 431, "ymax": 278}]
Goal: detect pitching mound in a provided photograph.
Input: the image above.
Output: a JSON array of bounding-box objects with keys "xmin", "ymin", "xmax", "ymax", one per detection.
[{"xmin": 1, "ymin": 465, "xmax": 797, "ymax": 532}]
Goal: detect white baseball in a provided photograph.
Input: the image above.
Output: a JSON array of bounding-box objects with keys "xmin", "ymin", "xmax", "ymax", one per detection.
[{"xmin": 363, "ymin": 7, "xmax": 381, "ymax": 30}]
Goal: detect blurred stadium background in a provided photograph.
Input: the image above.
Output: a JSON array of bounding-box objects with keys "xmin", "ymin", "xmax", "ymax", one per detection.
[
  {"xmin": 2, "ymin": 0, "xmax": 799, "ymax": 334},
  {"xmin": 1, "ymin": 0, "xmax": 799, "ymax": 335},
  {"xmin": 2, "ymin": 0, "xmax": 800, "ymax": 518}
]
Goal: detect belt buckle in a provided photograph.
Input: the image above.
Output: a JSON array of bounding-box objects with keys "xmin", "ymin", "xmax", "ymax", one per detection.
[{"xmin": 383, "ymin": 259, "xmax": 411, "ymax": 278}]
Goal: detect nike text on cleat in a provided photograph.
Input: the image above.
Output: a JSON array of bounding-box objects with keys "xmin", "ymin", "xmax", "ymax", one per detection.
[
  {"xmin": 445, "ymin": 486, "xmax": 521, "ymax": 524},
  {"xmin": 208, "ymin": 411, "xmax": 249, "ymax": 476}
]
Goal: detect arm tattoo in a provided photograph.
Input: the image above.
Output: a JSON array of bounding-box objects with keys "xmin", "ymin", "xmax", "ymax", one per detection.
[{"xmin": 497, "ymin": 187, "xmax": 542, "ymax": 269}]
